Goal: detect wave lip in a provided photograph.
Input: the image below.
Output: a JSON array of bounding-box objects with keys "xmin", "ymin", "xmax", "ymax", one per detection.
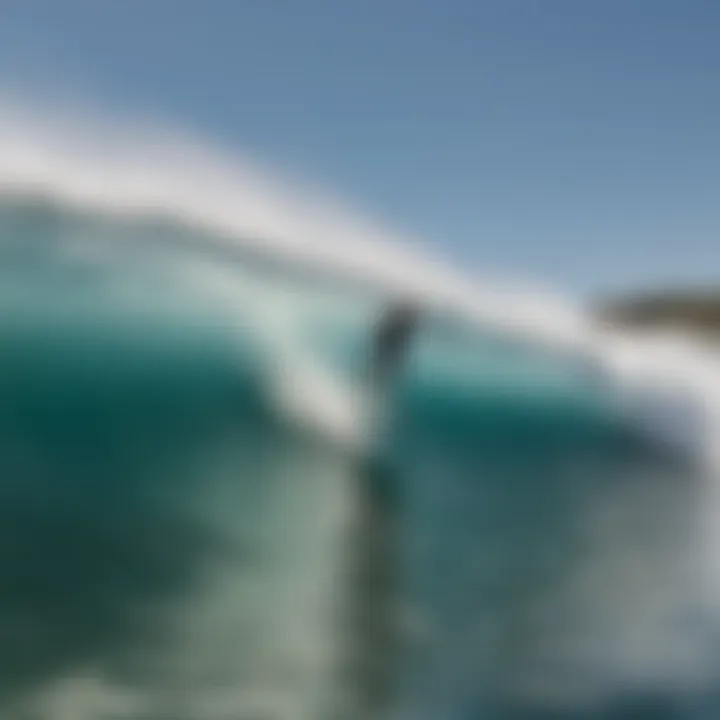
[{"xmin": 0, "ymin": 101, "xmax": 591, "ymax": 343}]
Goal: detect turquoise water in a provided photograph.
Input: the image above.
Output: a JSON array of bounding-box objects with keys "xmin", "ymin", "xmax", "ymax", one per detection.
[{"xmin": 0, "ymin": 196, "xmax": 715, "ymax": 719}]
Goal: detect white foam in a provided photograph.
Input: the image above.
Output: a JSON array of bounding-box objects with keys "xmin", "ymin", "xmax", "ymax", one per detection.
[{"xmin": 0, "ymin": 98, "xmax": 588, "ymax": 346}]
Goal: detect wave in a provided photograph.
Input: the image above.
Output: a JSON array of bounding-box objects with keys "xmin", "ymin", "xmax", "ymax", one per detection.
[
  {"xmin": 0, "ymin": 101, "xmax": 719, "ymax": 719},
  {"xmin": 1, "ymin": 101, "xmax": 718, "ymax": 439}
]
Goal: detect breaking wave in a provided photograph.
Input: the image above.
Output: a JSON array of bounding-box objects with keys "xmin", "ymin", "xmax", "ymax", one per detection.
[{"xmin": 0, "ymin": 102, "xmax": 719, "ymax": 719}]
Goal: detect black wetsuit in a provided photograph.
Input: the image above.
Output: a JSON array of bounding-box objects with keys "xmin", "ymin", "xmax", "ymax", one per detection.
[
  {"xmin": 370, "ymin": 303, "xmax": 419, "ymax": 385},
  {"xmin": 347, "ymin": 302, "xmax": 419, "ymax": 717}
]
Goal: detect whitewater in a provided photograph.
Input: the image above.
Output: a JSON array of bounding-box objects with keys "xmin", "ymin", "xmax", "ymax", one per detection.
[{"xmin": 0, "ymin": 103, "xmax": 719, "ymax": 719}]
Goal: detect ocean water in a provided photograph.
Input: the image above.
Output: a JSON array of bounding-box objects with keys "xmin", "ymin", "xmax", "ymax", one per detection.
[{"xmin": 0, "ymin": 118, "xmax": 719, "ymax": 720}]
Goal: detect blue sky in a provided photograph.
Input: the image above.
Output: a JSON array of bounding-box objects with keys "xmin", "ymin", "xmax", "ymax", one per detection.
[{"xmin": 0, "ymin": 1, "xmax": 719, "ymax": 296}]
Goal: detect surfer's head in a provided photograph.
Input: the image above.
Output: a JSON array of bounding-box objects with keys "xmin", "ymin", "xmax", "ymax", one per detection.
[{"xmin": 382, "ymin": 296, "xmax": 420, "ymax": 329}]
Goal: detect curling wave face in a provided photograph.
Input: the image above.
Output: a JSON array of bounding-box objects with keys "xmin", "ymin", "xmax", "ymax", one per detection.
[{"xmin": 0, "ymin": 110, "xmax": 719, "ymax": 719}]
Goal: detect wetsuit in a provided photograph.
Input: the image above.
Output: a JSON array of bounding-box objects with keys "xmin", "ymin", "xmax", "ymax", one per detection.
[
  {"xmin": 370, "ymin": 302, "xmax": 419, "ymax": 385},
  {"xmin": 347, "ymin": 301, "xmax": 420, "ymax": 717}
]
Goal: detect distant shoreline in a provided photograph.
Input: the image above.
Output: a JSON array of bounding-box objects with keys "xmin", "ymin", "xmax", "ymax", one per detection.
[{"xmin": 594, "ymin": 289, "xmax": 720, "ymax": 338}]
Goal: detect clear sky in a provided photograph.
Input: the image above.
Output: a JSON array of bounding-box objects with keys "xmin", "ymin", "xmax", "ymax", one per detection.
[{"xmin": 0, "ymin": 1, "xmax": 719, "ymax": 296}]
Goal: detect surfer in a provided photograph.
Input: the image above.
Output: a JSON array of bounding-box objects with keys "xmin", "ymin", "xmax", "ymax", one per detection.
[
  {"xmin": 343, "ymin": 299, "xmax": 421, "ymax": 718},
  {"xmin": 369, "ymin": 299, "xmax": 420, "ymax": 387}
]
